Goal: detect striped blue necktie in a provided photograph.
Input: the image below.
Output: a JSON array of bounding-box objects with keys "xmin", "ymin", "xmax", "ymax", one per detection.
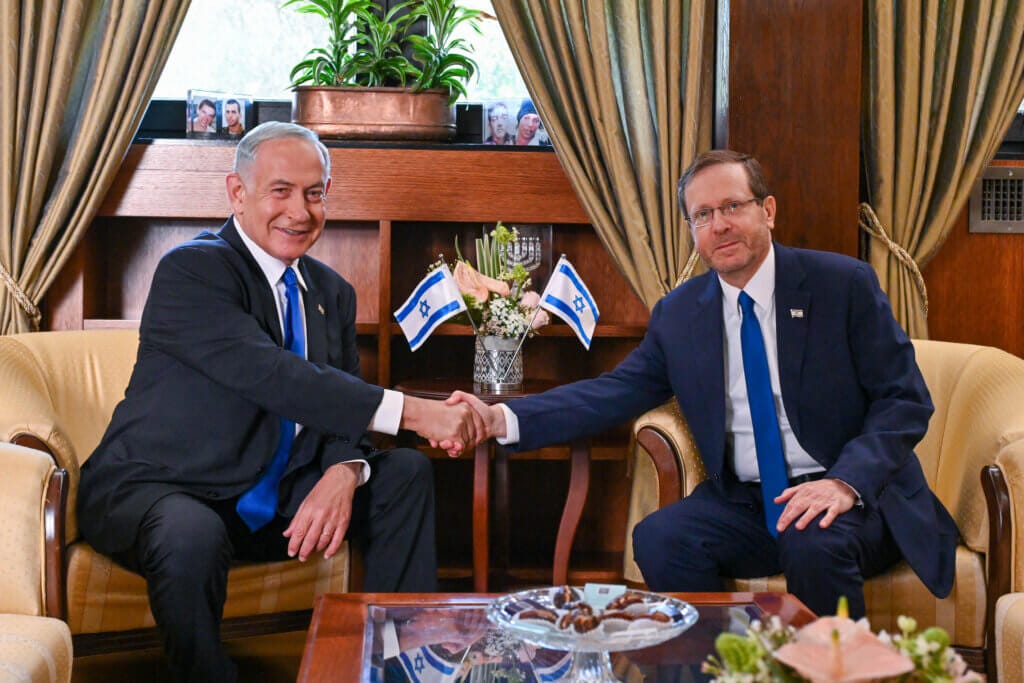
[
  {"xmin": 738, "ymin": 291, "xmax": 789, "ymax": 536},
  {"xmin": 236, "ymin": 267, "xmax": 305, "ymax": 531}
]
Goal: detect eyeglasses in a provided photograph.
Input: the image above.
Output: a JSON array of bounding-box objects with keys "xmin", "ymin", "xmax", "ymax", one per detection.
[{"xmin": 687, "ymin": 197, "xmax": 762, "ymax": 229}]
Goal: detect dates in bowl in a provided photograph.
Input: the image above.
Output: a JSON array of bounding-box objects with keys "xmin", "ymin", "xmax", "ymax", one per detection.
[{"xmin": 487, "ymin": 585, "xmax": 699, "ymax": 653}]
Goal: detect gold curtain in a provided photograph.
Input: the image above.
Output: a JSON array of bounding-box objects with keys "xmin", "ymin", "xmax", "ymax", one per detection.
[
  {"xmin": 0, "ymin": 1, "xmax": 190, "ymax": 334},
  {"xmin": 862, "ymin": 1, "xmax": 1024, "ymax": 337},
  {"xmin": 493, "ymin": 1, "xmax": 712, "ymax": 310}
]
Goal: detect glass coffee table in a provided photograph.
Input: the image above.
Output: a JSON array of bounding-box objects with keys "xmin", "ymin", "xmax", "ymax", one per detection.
[{"xmin": 298, "ymin": 592, "xmax": 815, "ymax": 682}]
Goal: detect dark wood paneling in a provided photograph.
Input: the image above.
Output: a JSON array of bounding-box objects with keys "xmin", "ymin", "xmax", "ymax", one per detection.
[
  {"xmin": 923, "ymin": 204, "xmax": 1024, "ymax": 358},
  {"xmin": 727, "ymin": 0, "xmax": 862, "ymax": 256}
]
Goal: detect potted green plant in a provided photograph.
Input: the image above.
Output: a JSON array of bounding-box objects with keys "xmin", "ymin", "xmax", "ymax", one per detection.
[{"xmin": 285, "ymin": 0, "xmax": 483, "ymax": 141}]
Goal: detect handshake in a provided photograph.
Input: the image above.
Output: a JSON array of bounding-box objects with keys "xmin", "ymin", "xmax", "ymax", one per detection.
[{"xmin": 400, "ymin": 391, "xmax": 507, "ymax": 456}]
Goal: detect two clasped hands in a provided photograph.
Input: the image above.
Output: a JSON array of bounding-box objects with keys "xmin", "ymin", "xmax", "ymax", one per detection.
[{"xmin": 400, "ymin": 391, "xmax": 507, "ymax": 456}]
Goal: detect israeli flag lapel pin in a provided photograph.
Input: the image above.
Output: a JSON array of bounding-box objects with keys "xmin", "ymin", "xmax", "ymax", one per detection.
[{"xmin": 790, "ymin": 308, "xmax": 804, "ymax": 318}]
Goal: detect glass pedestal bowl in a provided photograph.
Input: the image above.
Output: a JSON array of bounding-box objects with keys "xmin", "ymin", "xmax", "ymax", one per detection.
[{"xmin": 487, "ymin": 586, "xmax": 699, "ymax": 682}]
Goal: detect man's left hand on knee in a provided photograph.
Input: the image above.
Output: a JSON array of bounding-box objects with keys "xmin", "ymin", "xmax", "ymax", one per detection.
[
  {"xmin": 774, "ymin": 479, "xmax": 857, "ymax": 533},
  {"xmin": 285, "ymin": 462, "xmax": 359, "ymax": 561}
]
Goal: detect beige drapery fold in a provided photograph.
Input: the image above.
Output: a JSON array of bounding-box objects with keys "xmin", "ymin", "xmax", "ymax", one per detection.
[
  {"xmin": 493, "ymin": 1, "xmax": 711, "ymax": 310},
  {"xmin": 862, "ymin": 1, "xmax": 1024, "ymax": 337},
  {"xmin": 0, "ymin": 1, "xmax": 190, "ymax": 333}
]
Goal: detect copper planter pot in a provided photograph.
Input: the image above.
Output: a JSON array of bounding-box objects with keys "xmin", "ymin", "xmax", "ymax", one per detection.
[{"xmin": 292, "ymin": 86, "xmax": 455, "ymax": 141}]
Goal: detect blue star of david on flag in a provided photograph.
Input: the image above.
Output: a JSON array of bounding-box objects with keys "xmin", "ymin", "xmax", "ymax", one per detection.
[
  {"xmin": 394, "ymin": 263, "xmax": 468, "ymax": 351},
  {"xmin": 539, "ymin": 256, "xmax": 600, "ymax": 349}
]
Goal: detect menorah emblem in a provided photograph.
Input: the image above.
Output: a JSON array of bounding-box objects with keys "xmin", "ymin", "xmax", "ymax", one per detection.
[{"xmin": 501, "ymin": 235, "xmax": 543, "ymax": 272}]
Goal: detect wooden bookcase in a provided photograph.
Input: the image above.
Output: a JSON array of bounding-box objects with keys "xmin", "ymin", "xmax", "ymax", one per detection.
[{"xmin": 44, "ymin": 140, "xmax": 650, "ymax": 587}]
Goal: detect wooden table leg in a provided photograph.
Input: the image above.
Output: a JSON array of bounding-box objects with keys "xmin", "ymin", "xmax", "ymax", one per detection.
[
  {"xmin": 472, "ymin": 439, "xmax": 491, "ymax": 593},
  {"xmin": 492, "ymin": 445, "xmax": 510, "ymax": 590},
  {"xmin": 552, "ymin": 438, "xmax": 590, "ymax": 586}
]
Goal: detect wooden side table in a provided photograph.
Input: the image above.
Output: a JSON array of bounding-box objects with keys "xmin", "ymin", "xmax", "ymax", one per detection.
[{"xmin": 394, "ymin": 379, "xmax": 590, "ymax": 592}]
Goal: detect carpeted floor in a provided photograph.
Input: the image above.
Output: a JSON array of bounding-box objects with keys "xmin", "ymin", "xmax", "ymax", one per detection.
[{"xmin": 70, "ymin": 631, "xmax": 307, "ymax": 682}]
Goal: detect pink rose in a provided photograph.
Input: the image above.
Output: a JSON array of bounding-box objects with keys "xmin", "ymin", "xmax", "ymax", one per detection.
[
  {"xmin": 453, "ymin": 261, "xmax": 510, "ymax": 302},
  {"xmin": 519, "ymin": 290, "xmax": 541, "ymax": 308},
  {"xmin": 531, "ymin": 309, "xmax": 550, "ymax": 329}
]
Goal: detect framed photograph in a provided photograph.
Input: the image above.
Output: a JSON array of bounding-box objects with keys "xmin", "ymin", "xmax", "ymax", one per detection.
[
  {"xmin": 481, "ymin": 100, "xmax": 515, "ymax": 145},
  {"xmin": 510, "ymin": 99, "xmax": 552, "ymax": 147},
  {"xmin": 186, "ymin": 89, "xmax": 224, "ymax": 137},
  {"xmin": 220, "ymin": 94, "xmax": 254, "ymax": 137}
]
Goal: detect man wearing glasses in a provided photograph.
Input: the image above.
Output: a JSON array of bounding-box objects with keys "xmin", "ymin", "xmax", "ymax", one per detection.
[{"xmin": 450, "ymin": 150, "xmax": 958, "ymax": 619}]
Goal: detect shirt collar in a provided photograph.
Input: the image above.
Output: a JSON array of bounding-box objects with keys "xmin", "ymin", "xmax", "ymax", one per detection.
[
  {"xmin": 718, "ymin": 243, "xmax": 775, "ymax": 312},
  {"xmin": 233, "ymin": 216, "xmax": 308, "ymax": 291}
]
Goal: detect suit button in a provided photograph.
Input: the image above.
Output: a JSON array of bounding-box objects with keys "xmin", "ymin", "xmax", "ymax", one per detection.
[{"xmin": 256, "ymin": 466, "xmax": 264, "ymax": 474}]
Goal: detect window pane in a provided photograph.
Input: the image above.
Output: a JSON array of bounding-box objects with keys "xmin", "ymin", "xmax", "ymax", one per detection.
[{"xmin": 154, "ymin": 0, "xmax": 527, "ymax": 102}]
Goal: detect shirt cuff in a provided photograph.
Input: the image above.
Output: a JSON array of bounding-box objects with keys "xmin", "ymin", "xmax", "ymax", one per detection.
[
  {"xmin": 496, "ymin": 403, "xmax": 520, "ymax": 445},
  {"xmin": 368, "ymin": 389, "xmax": 404, "ymax": 436}
]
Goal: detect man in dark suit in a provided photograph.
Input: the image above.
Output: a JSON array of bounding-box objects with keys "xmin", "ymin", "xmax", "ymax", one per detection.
[
  {"xmin": 450, "ymin": 150, "xmax": 958, "ymax": 619},
  {"xmin": 78, "ymin": 122, "xmax": 484, "ymax": 682}
]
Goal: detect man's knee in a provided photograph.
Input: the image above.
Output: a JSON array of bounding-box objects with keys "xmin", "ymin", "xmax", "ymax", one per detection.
[
  {"xmin": 383, "ymin": 448, "xmax": 433, "ymax": 491},
  {"xmin": 136, "ymin": 496, "xmax": 232, "ymax": 581},
  {"xmin": 777, "ymin": 522, "xmax": 857, "ymax": 573},
  {"xmin": 632, "ymin": 507, "xmax": 694, "ymax": 567}
]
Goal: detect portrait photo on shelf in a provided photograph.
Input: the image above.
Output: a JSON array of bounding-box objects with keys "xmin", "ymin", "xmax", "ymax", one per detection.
[
  {"xmin": 510, "ymin": 98, "xmax": 552, "ymax": 147},
  {"xmin": 186, "ymin": 89, "xmax": 224, "ymax": 137},
  {"xmin": 220, "ymin": 94, "xmax": 254, "ymax": 137},
  {"xmin": 481, "ymin": 100, "xmax": 516, "ymax": 145}
]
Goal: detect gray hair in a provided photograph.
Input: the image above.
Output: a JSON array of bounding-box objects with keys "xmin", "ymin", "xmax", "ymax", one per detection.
[{"xmin": 233, "ymin": 121, "xmax": 331, "ymax": 183}]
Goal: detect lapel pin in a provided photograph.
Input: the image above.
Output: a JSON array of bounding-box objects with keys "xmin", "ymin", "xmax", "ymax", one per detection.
[
  {"xmin": 790, "ymin": 309, "xmax": 804, "ymax": 318},
  {"xmin": 317, "ymin": 304, "xmax": 325, "ymax": 316}
]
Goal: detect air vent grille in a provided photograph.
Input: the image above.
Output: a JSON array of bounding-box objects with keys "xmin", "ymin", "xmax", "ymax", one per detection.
[{"xmin": 970, "ymin": 166, "xmax": 1024, "ymax": 233}]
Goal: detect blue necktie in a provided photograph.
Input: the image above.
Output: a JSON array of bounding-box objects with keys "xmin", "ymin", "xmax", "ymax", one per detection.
[
  {"xmin": 236, "ymin": 268, "xmax": 305, "ymax": 531},
  {"xmin": 738, "ymin": 291, "xmax": 789, "ymax": 537}
]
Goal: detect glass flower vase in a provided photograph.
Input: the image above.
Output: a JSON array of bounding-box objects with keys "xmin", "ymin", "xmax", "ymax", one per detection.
[{"xmin": 473, "ymin": 335, "xmax": 523, "ymax": 394}]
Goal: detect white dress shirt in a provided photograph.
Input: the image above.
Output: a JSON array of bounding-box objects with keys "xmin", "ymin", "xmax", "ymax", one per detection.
[
  {"xmin": 235, "ymin": 219, "xmax": 405, "ymax": 485},
  {"xmin": 718, "ymin": 245, "xmax": 822, "ymax": 482}
]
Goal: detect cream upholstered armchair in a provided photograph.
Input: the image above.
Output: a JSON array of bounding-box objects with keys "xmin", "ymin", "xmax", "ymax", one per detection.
[
  {"xmin": 0, "ymin": 330, "xmax": 350, "ymax": 656},
  {"xmin": 624, "ymin": 339, "xmax": 1024, "ymax": 679},
  {"xmin": 0, "ymin": 441, "xmax": 73, "ymax": 683}
]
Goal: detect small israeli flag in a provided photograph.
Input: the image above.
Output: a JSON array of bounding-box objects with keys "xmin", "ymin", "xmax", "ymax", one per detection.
[
  {"xmin": 540, "ymin": 256, "xmax": 599, "ymax": 349},
  {"xmin": 394, "ymin": 264, "xmax": 467, "ymax": 351}
]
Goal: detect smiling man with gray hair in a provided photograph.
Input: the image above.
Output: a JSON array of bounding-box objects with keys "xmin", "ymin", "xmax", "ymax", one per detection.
[{"xmin": 78, "ymin": 122, "xmax": 484, "ymax": 682}]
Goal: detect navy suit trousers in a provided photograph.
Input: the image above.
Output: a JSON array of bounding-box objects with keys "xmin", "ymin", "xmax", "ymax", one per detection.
[{"xmin": 631, "ymin": 479, "xmax": 901, "ymax": 618}]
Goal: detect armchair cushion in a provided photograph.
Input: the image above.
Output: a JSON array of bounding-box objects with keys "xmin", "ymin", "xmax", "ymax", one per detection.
[
  {"xmin": 0, "ymin": 615, "xmax": 72, "ymax": 683},
  {"xmin": 64, "ymin": 542, "xmax": 349, "ymax": 634}
]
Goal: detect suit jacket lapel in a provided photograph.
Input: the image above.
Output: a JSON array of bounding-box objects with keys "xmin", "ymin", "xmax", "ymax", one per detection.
[
  {"xmin": 773, "ymin": 244, "xmax": 810, "ymax": 437},
  {"xmin": 691, "ymin": 274, "xmax": 727, "ymax": 476},
  {"xmin": 220, "ymin": 219, "xmax": 284, "ymax": 347},
  {"xmin": 299, "ymin": 259, "xmax": 328, "ymax": 364}
]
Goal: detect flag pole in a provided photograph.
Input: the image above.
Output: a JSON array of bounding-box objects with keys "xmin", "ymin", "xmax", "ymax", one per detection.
[{"xmin": 498, "ymin": 254, "xmax": 566, "ymax": 382}]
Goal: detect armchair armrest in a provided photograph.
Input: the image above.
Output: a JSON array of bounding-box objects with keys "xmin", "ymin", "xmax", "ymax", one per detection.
[
  {"xmin": 0, "ymin": 442, "xmax": 67, "ymax": 619},
  {"xmin": 633, "ymin": 399, "xmax": 706, "ymax": 505}
]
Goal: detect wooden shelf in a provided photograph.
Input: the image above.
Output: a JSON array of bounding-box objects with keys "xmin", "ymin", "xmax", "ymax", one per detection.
[
  {"xmin": 388, "ymin": 322, "xmax": 647, "ymax": 338},
  {"xmin": 419, "ymin": 442, "xmax": 630, "ymax": 462}
]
